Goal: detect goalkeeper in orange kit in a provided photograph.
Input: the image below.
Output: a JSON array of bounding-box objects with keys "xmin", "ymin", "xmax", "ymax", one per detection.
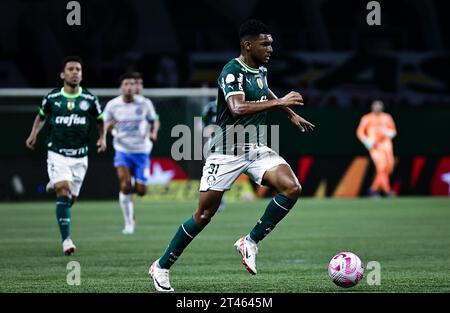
[{"xmin": 357, "ymin": 100, "xmax": 397, "ymax": 197}]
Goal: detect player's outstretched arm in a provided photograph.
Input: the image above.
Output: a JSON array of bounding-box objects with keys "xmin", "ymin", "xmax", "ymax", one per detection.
[
  {"xmin": 226, "ymin": 91, "xmax": 303, "ymax": 118},
  {"xmin": 268, "ymin": 89, "xmax": 315, "ymax": 132},
  {"xmin": 25, "ymin": 114, "xmax": 46, "ymax": 150},
  {"xmin": 288, "ymin": 112, "xmax": 315, "ymax": 133}
]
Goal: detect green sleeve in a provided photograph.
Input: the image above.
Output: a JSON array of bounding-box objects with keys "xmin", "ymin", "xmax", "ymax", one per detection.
[
  {"xmin": 219, "ymin": 64, "xmax": 245, "ymax": 101},
  {"xmin": 90, "ymin": 96, "xmax": 104, "ymax": 120},
  {"xmin": 38, "ymin": 95, "xmax": 51, "ymax": 117}
]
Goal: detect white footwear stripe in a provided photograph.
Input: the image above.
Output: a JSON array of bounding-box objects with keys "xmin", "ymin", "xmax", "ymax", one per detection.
[
  {"xmin": 181, "ymin": 224, "xmax": 194, "ymax": 239},
  {"xmin": 273, "ymin": 198, "xmax": 289, "ymax": 211}
]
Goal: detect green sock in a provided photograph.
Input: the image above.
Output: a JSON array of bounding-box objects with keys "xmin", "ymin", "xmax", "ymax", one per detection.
[
  {"xmin": 56, "ymin": 196, "xmax": 71, "ymax": 242},
  {"xmin": 158, "ymin": 216, "xmax": 202, "ymax": 269},
  {"xmin": 249, "ymin": 193, "xmax": 297, "ymax": 243}
]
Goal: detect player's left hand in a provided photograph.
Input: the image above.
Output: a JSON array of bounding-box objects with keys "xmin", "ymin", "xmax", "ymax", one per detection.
[
  {"xmin": 150, "ymin": 132, "xmax": 158, "ymax": 142},
  {"xmin": 290, "ymin": 114, "xmax": 315, "ymax": 132},
  {"xmin": 97, "ymin": 138, "xmax": 107, "ymax": 153}
]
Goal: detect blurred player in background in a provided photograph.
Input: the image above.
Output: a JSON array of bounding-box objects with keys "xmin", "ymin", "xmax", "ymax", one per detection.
[
  {"xmin": 103, "ymin": 73, "xmax": 159, "ymax": 234},
  {"xmin": 357, "ymin": 100, "xmax": 397, "ymax": 197},
  {"xmin": 148, "ymin": 19, "xmax": 314, "ymax": 292},
  {"xmin": 202, "ymin": 99, "xmax": 225, "ymax": 212},
  {"xmin": 25, "ymin": 56, "xmax": 106, "ymax": 255},
  {"xmin": 134, "ymin": 72, "xmax": 160, "ymax": 142}
]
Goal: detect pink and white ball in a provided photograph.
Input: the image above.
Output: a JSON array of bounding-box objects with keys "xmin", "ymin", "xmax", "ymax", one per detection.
[{"xmin": 328, "ymin": 252, "xmax": 364, "ymax": 288}]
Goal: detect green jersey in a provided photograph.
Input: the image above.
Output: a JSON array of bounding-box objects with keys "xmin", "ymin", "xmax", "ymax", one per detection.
[
  {"xmin": 39, "ymin": 87, "xmax": 103, "ymax": 157},
  {"xmin": 211, "ymin": 58, "xmax": 269, "ymax": 154}
]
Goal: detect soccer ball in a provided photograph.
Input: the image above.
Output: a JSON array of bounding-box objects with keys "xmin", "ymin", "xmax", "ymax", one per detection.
[{"xmin": 328, "ymin": 252, "xmax": 364, "ymax": 288}]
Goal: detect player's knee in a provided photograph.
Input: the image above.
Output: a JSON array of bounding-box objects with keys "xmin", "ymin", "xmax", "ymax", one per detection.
[
  {"xmin": 136, "ymin": 188, "xmax": 147, "ymax": 197},
  {"xmin": 194, "ymin": 209, "xmax": 214, "ymax": 226},
  {"xmin": 120, "ymin": 181, "xmax": 132, "ymax": 194},
  {"xmin": 200, "ymin": 211, "xmax": 213, "ymax": 224},
  {"xmin": 55, "ymin": 184, "xmax": 71, "ymax": 197},
  {"xmin": 284, "ymin": 183, "xmax": 301, "ymax": 199}
]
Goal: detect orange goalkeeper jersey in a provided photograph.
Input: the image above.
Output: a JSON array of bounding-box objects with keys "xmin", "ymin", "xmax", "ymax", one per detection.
[{"xmin": 356, "ymin": 112, "xmax": 397, "ymax": 147}]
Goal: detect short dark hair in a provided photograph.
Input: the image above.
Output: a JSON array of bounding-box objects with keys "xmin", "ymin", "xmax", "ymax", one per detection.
[
  {"xmin": 239, "ymin": 19, "xmax": 269, "ymax": 43},
  {"xmin": 132, "ymin": 72, "xmax": 143, "ymax": 80},
  {"xmin": 62, "ymin": 56, "xmax": 83, "ymax": 71},
  {"xmin": 119, "ymin": 72, "xmax": 138, "ymax": 84}
]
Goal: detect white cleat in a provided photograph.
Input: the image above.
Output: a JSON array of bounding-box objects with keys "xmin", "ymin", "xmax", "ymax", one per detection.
[
  {"xmin": 148, "ymin": 259, "xmax": 174, "ymax": 292},
  {"xmin": 62, "ymin": 238, "xmax": 76, "ymax": 256},
  {"xmin": 122, "ymin": 224, "xmax": 135, "ymax": 235},
  {"xmin": 234, "ymin": 235, "xmax": 258, "ymax": 275}
]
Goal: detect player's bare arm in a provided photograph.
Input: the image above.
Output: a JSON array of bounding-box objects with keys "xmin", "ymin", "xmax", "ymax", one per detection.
[
  {"xmin": 150, "ymin": 119, "xmax": 160, "ymax": 142},
  {"xmin": 268, "ymin": 89, "xmax": 315, "ymax": 132},
  {"xmin": 104, "ymin": 118, "xmax": 116, "ymax": 137},
  {"xmin": 25, "ymin": 114, "xmax": 46, "ymax": 150},
  {"xmin": 96, "ymin": 119, "xmax": 107, "ymax": 153},
  {"xmin": 226, "ymin": 91, "xmax": 303, "ymax": 117}
]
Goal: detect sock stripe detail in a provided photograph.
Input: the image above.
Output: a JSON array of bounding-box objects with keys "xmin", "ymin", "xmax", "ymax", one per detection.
[
  {"xmin": 181, "ymin": 224, "xmax": 194, "ymax": 239},
  {"xmin": 273, "ymin": 198, "xmax": 289, "ymax": 211}
]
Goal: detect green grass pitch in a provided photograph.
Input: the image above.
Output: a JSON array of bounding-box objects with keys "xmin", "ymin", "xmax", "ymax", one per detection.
[{"xmin": 0, "ymin": 197, "xmax": 449, "ymax": 292}]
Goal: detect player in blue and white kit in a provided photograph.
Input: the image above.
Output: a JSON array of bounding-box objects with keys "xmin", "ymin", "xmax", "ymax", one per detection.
[
  {"xmin": 103, "ymin": 73, "xmax": 159, "ymax": 234},
  {"xmin": 134, "ymin": 72, "xmax": 160, "ymax": 142}
]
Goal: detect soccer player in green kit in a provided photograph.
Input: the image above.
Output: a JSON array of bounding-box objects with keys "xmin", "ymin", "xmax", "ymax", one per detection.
[
  {"xmin": 149, "ymin": 20, "xmax": 315, "ymax": 291},
  {"xmin": 25, "ymin": 56, "xmax": 106, "ymax": 255}
]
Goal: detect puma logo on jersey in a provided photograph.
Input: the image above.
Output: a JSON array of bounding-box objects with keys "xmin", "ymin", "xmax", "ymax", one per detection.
[
  {"xmin": 55, "ymin": 114, "xmax": 87, "ymax": 126},
  {"xmin": 246, "ymin": 78, "xmax": 252, "ymax": 85},
  {"xmin": 54, "ymin": 101, "xmax": 61, "ymax": 107}
]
